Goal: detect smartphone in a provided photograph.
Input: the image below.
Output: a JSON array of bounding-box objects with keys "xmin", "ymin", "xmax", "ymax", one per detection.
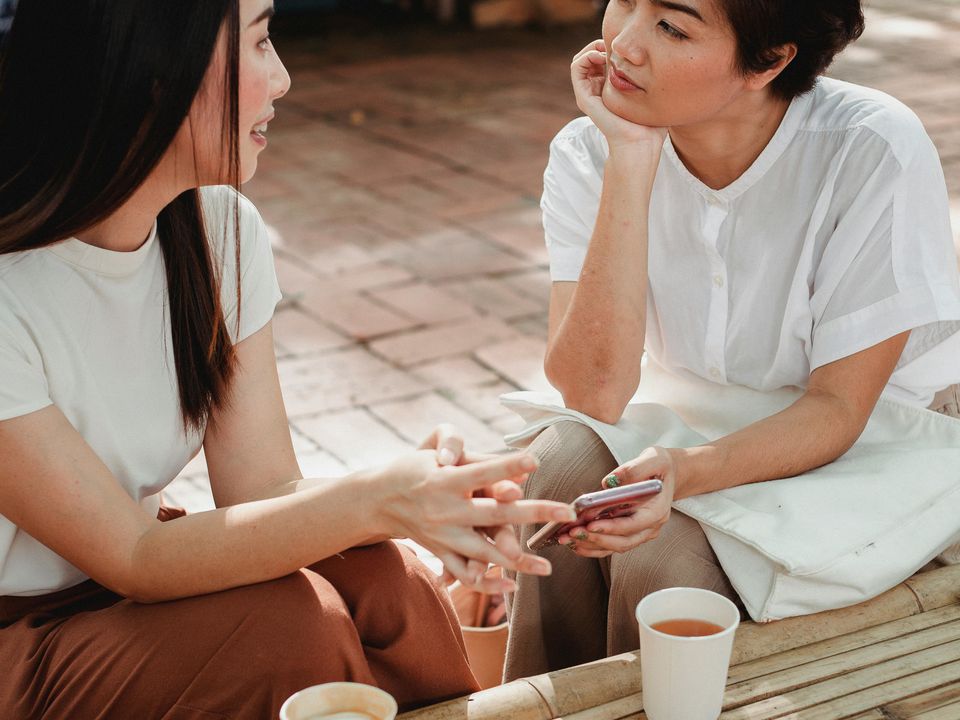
[{"xmin": 526, "ymin": 479, "xmax": 663, "ymax": 552}]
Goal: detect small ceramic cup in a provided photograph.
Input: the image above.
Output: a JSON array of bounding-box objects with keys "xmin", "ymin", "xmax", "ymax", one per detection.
[{"xmin": 279, "ymin": 682, "xmax": 398, "ymax": 720}]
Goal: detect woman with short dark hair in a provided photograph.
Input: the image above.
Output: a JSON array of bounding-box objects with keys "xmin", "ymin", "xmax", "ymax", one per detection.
[
  {"xmin": 505, "ymin": 0, "xmax": 960, "ymax": 678},
  {"xmin": 0, "ymin": 1, "xmax": 577, "ymax": 716}
]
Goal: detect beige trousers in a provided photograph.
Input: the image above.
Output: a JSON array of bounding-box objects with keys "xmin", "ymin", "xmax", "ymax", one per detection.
[{"xmin": 505, "ymin": 385, "xmax": 960, "ymax": 681}]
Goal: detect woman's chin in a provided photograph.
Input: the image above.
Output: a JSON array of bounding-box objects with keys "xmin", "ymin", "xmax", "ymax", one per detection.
[{"xmin": 601, "ymin": 87, "xmax": 663, "ymax": 128}]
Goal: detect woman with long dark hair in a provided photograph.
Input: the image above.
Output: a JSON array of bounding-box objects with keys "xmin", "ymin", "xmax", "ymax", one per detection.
[
  {"xmin": 0, "ymin": 1, "xmax": 578, "ymax": 716},
  {"xmin": 505, "ymin": 0, "xmax": 960, "ymax": 678}
]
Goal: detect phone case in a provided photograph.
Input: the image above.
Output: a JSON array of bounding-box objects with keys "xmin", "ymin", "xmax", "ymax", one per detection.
[{"xmin": 526, "ymin": 479, "xmax": 663, "ymax": 551}]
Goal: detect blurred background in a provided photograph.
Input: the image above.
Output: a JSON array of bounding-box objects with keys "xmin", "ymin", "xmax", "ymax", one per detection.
[
  {"xmin": 166, "ymin": 0, "xmax": 960, "ymax": 515},
  {"xmin": 5, "ymin": 1, "xmax": 957, "ymax": 513}
]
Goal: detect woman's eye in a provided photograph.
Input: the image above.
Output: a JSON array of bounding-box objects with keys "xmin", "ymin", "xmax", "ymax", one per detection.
[
  {"xmin": 658, "ymin": 20, "xmax": 687, "ymax": 39},
  {"xmin": 258, "ymin": 34, "xmax": 273, "ymax": 50}
]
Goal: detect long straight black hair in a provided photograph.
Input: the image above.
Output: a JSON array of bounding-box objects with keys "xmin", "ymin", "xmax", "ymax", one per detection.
[{"xmin": 0, "ymin": 0, "xmax": 242, "ymax": 432}]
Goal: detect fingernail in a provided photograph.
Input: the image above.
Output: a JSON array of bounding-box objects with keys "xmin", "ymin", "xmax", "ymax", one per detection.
[
  {"xmin": 521, "ymin": 456, "xmax": 538, "ymax": 472},
  {"xmin": 576, "ymin": 531, "xmax": 588, "ymax": 541},
  {"xmin": 568, "ymin": 542, "xmax": 578, "ymax": 551},
  {"xmin": 501, "ymin": 579, "xmax": 518, "ymax": 593},
  {"xmin": 438, "ymin": 448, "xmax": 456, "ymax": 466},
  {"xmin": 604, "ymin": 474, "xmax": 620, "ymax": 488},
  {"xmin": 534, "ymin": 558, "xmax": 552, "ymax": 575},
  {"xmin": 554, "ymin": 508, "xmax": 577, "ymax": 521}
]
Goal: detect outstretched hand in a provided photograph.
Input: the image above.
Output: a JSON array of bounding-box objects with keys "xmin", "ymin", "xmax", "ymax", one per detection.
[
  {"xmin": 418, "ymin": 426, "xmax": 533, "ymax": 591},
  {"xmin": 379, "ymin": 439, "xmax": 576, "ymax": 594}
]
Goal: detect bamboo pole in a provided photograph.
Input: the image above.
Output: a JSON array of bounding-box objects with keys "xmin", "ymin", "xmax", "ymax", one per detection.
[
  {"xmin": 400, "ymin": 565, "xmax": 960, "ymax": 720},
  {"xmin": 731, "ymin": 564, "xmax": 960, "ymax": 665}
]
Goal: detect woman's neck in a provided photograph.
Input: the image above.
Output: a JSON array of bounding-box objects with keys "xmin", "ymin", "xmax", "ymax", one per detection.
[
  {"xmin": 74, "ymin": 155, "xmax": 185, "ymax": 252},
  {"xmin": 668, "ymin": 90, "xmax": 792, "ymax": 191}
]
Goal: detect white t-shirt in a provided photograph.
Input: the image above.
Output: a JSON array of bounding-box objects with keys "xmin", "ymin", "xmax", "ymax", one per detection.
[
  {"xmin": 543, "ymin": 77, "xmax": 960, "ymax": 406},
  {"xmin": 0, "ymin": 187, "xmax": 282, "ymax": 596}
]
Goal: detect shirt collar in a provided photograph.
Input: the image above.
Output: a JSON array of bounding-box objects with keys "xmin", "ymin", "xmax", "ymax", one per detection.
[
  {"xmin": 662, "ymin": 84, "xmax": 816, "ymax": 204},
  {"xmin": 49, "ymin": 221, "xmax": 158, "ymax": 277}
]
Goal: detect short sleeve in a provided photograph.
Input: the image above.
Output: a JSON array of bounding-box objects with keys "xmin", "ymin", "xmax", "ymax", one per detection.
[
  {"xmin": 0, "ymin": 309, "xmax": 52, "ymax": 421},
  {"xmin": 541, "ymin": 118, "xmax": 607, "ymax": 282},
  {"xmin": 809, "ymin": 125, "xmax": 960, "ymax": 372},
  {"xmin": 201, "ymin": 187, "xmax": 283, "ymax": 345}
]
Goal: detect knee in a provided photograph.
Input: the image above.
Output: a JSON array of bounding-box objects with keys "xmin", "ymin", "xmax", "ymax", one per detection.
[
  {"xmin": 612, "ymin": 514, "xmax": 730, "ymax": 602},
  {"xmin": 240, "ymin": 572, "xmax": 362, "ymax": 679},
  {"xmin": 524, "ymin": 421, "xmax": 615, "ymax": 502},
  {"xmin": 349, "ymin": 542, "xmax": 446, "ymax": 606}
]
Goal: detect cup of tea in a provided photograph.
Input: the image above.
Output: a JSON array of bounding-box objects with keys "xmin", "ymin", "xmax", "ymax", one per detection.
[
  {"xmin": 635, "ymin": 587, "xmax": 740, "ymax": 720},
  {"xmin": 279, "ymin": 682, "xmax": 398, "ymax": 720}
]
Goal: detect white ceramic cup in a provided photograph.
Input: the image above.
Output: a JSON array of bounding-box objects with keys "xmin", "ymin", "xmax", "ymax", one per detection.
[
  {"xmin": 279, "ymin": 682, "xmax": 398, "ymax": 720},
  {"xmin": 635, "ymin": 587, "xmax": 741, "ymax": 720}
]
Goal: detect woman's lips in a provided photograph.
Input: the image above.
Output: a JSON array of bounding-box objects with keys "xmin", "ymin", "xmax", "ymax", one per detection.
[{"xmin": 608, "ymin": 65, "xmax": 642, "ymax": 92}]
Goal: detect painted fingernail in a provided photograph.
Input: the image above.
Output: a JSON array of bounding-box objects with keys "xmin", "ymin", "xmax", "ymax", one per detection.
[
  {"xmin": 568, "ymin": 542, "xmax": 578, "ymax": 551},
  {"xmin": 438, "ymin": 448, "xmax": 456, "ymax": 466},
  {"xmin": 604, "ymin": 474, "xmax": 620, "ymax": 488},
  {"xmin": 576, "ymin": 531, "xmax": 588, "ymax": 541}
]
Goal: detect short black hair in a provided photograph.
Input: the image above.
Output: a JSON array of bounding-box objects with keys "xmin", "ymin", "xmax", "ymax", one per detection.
[{"xmin": 720, "ymin": 0, "xmax": 865, "ymax": 99}]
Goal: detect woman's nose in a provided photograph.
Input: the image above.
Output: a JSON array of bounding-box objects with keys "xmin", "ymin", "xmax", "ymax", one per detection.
[
  {"xmin": 610, "ymin": 25, "xmax": 648, "ymax": 68},
  {"xmin": 272, "ymin": 53, "xmax": 292, "ymax": 100}
]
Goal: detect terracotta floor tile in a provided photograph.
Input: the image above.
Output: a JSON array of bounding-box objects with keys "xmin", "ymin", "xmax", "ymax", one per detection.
[
  {"xmin": 475, "ymin": 337, "xmax": 553, "ymax": 394},
  {"xmin": 370, "ymin": 282, "xmax": 477, "ymax": 324},
  {"xmin": 410, "ymin": 356, "xmax": 501, "ymax": 389},
  {"xmin": 295, "ymin": 409, "xmax": 414, "ymax": 470},
  {"xmin": 272, "ymin": 308, "xmax": 351, "ymax": 356},
  {"xmin": 370, "ymin": 316, "xmax": 522, "ymax": 366},
  {"xmin": 369, "ymin": 392, "xmax": 507, "ymax": 453}
]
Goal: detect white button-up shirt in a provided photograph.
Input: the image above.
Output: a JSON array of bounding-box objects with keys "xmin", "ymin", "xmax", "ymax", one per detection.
[{"xmin": 542, "ymin": 77, "xmax": 960, "ymax": 407}]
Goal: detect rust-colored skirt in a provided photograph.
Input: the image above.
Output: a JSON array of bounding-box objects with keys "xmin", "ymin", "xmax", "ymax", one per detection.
[{"xmin": 0, "ymin": 512, "xmax": 477, "ymax": 719}]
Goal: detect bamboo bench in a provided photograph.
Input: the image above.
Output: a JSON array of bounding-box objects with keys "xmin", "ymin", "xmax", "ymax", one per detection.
[{"xmin": 401, "ymin": 564, "xmax": 960, "ymax": 720}]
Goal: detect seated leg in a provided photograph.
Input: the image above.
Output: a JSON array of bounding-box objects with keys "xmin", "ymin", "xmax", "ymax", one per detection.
[
  {"xmin": 606, "ymin": 510, "xmax": 743, "ymax": 656},
  {"xmin": 504, "ymin": 421, "xmax": 618, "ymax": 680},
  {"xmin": 308, "ymin": 541, "xmax": 478, "ymax": 709},
  {"xmin": 3, "ymin": 569, "xmax": 374, "ymax": 720}
]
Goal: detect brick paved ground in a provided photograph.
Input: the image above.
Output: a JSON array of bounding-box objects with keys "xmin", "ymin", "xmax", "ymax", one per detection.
[{"xmin": 166, "ymin": 1, "xmax": 960, "ymax": 517}]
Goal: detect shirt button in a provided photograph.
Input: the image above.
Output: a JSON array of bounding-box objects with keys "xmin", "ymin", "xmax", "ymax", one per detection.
[
  {"xmin": 709, "ymin": 367, "xmax": 722, "ymax": 380},
  {"xmin": 713, "ymin": 274, "xmax": 724, "ymax": 288}
]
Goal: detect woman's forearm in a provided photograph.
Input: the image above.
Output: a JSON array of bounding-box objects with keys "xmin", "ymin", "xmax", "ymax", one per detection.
[
  {"xmin": 128, "ymin": 470, "xmax": 385, "ymax": 602},
  {"xmin": 546, "ymin": 149, "xmax": 659, "ymax": 423},
  {"xmin": 674, "ymin": 389, "xmax": 865, "ymax": 499}
]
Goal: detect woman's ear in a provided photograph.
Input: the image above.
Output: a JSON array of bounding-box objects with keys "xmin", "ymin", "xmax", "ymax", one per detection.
[{"xmin": 746, "ymin": 43, "xmax": 798, "ymax": 91}]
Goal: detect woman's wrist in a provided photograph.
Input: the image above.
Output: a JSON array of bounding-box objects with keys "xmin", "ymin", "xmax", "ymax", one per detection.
[
  {"xmin": 351, "ymin": 465, "xmax": 395, "ymax": 539},
  {"xmin": 669, "ymin": 445, "xmax": 727, "ymax": 499},
  {"xmin": 605, "ymin": 144, "xmax": 662, "ymax": 185}
]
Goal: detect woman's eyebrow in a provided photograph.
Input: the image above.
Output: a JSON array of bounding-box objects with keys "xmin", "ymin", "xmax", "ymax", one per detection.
[
  {"xmin": 248, "ymin": 5, "xmax": 275, "ymax": 27},
  {"xmin": 650, "ymin": 0, "xmax": 705, "ymax": 22}
]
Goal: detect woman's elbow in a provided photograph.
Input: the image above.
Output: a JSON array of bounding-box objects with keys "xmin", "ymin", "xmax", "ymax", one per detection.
[
  {"xmin": 545, "ymin": 364, "xmax": 631, "ymax": 424},
  {"xmin": 562, "ymin": 389, "xmax": 630, "ymax": 424}
]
